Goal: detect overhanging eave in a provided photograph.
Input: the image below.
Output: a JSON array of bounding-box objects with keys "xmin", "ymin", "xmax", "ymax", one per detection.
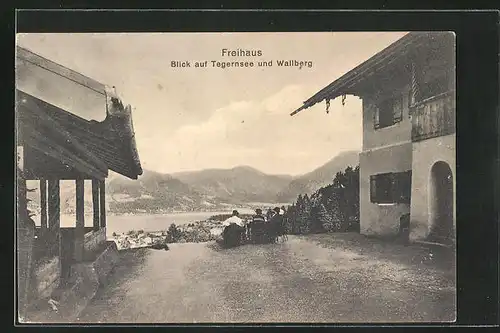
[{"xmin": 290, "ymin": 32, "xmax": 452, "ymax": 116}]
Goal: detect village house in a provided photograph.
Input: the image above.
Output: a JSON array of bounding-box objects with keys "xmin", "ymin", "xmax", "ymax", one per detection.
[
  {"xmin": 16, "ymin": 46, "xmax": 142, "ymax": 319},
  {"xmin": 291, "ymin": 32, "xmax": 455, "ymax": 245}
]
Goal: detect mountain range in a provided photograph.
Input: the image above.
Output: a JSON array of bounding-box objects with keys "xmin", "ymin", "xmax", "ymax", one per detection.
[
  {"xmin": 26, "ymin": 150, "xmax": 359, "ymax": 214},
  {"xmin": 172, "ymin": 166, "xmax": 294, "ymax": 204},
  {"xmin": 276, "ymin": 150, "xmax": 360, "ymax": 202}
]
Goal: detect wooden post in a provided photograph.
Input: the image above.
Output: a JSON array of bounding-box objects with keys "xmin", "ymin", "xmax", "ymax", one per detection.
[
  {"xmin": 410, "ymin": 59, "xmax": 420, "ymax": 107},
  {"xmin": 74, "ymin": 179, "xmax": 85, "ymax": 262},
  {"xmin": 40, "ymin": 179, "xmax": 47, "ymax": 229},
  {"xmin": 16, "ymin": 146, "xmax": 27, "ymax": 218},
  {"xmin": 47, "ymin": 180, "xmax": 60, "ymax": 259},
  {"xmin": 16, "ymin": 157, "xmax": 33, "ymax": 318},
  {"xmin": 92, "ymin": 179, "xmax": 100, "ymax": 231},
  {"xmin": 99, "ymin": 180, "xmax": 106, "ymax": 229}
]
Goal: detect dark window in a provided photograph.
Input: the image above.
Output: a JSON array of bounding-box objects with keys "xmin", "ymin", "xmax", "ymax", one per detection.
[
  {"xmin": 378, "ymin": 98, "xmax": 395, "ymax": 128},
  {"xmin": 373, "ymin": 95, "xmax": 404, "ymax": 129},
  {"xmin": 370, "ymin": 171, "xmax": 412, "ymax": 204},
  {"xmin": 392, "ymin": 171, "xmax": 412, "ymax": 203},
  {"xmin": 370, "ymin": 173, "xmax": 393, "ymax": 203}
]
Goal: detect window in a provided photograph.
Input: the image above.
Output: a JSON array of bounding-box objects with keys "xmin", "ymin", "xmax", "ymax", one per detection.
[
  {"xmin": 393, "ymin": 96, "xmax": 403, "ymax": 122},
  {"xmin": 370, "ymin": 171, "xmax": 412, "ymax": 204},
  {"xmin": 370, "ymin": 173, "xmax": 393, "ymax": 203},
  {"xmin": 373, "ymin": 95, "xmax": 404, "ymax": 129}
]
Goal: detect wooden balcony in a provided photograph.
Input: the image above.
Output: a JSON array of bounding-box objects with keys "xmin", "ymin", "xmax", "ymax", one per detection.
[{"xmin": 411, "ymin": 90, "xmax": 455, "ymax": 142}]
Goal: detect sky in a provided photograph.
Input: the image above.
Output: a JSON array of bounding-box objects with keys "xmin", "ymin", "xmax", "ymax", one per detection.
[{"xmin": 16, "ymin": 32, "xmax": 407, "ymax": 176}]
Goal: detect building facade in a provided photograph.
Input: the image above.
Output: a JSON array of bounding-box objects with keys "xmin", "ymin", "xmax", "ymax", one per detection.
[
  {"xmin": 292, "ymin": 32, "xmax": 456, "ymax": 245},
  {"xmin": 16, "ymin": 46, "xmax": 143, "ymax": 318}
]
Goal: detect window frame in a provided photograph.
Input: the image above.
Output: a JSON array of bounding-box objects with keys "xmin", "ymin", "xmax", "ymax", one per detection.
[
  {"xmin": 392, "ymin": 95, "xmax": 403, "ymax": 123},
  {"xmin": 373, "ymin": 94, "xmax": 405, "ymax": 130}
]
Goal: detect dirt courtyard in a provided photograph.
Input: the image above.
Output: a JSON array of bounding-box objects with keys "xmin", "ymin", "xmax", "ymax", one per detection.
[{"xmin": 76, "ymin": 233, "xmax": 456, "ymax": 323}]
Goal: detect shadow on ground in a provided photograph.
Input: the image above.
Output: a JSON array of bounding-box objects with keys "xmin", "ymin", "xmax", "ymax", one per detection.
[{"xmin": 76, "ymin": 233, "xmax": 456, "ymax": 323}]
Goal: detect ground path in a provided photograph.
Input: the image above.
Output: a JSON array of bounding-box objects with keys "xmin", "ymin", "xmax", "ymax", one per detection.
[{"xmin": 76, "ymin": 233, "xmax": 455, "ymax": 323}]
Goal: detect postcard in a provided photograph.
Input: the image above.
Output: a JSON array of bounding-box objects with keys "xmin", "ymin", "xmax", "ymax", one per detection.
[{"xmin": 16, "ymin": 31, "xmax": 456, "ymax": 324}]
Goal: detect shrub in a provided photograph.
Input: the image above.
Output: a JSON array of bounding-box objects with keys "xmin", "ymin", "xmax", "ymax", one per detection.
[
  {"xmin": 285, "ymin": 165, "xmax": 360, "ymax": 235},
  {"xmin": 209, "ymin": 213, "xmax": 253, "ymax": 221},
  {"xmin": 166, "ymin": 223, "xmax": 183, "ymax": 243},
  {"xmin": 150, "ymin": 237, "xmax": 169, "ymax": 250}
]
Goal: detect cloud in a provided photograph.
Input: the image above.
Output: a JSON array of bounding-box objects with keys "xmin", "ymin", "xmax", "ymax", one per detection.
[
  {"xmin": 16, "ymin": 32, "xmax": 406, "ymax": 175},
  {"xmin": 137, "ymin": 84, "xmax": 362, "ymax": 175}
]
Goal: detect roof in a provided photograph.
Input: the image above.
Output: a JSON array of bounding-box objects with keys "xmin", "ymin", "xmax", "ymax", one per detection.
[
  {"xmin": 291, "ymin": 32, "xmax": 453, "ymax": 116},
  {"xmin": 16, "ymin": 46, "xmax": 143, "ymax": 180},
  {"xmin": 16, "ymin": 46, "xmax": 108, "ymax": 122},
  {"xmin": 17, "ymin": 91, "xmax": 109, "ymax": 180},
  {"xmin": 16, "ymin": 46, "xmax": 106, "ymax": 95},
  {"xmin": 17, "ymin": 90, "xmax": 143, "ymax": 180}
]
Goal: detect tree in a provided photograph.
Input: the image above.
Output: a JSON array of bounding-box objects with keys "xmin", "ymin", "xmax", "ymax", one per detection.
[
  {"xmin": 286, "ymin": 164, "xmax": 360, "ymax": 235},
  {"xmin": 166, "ymin": 223, "xmax": 182, "ymax": 243},
  {"xmin": 345, "ymin": 165, "xmax": 360, "ymax": 231},
  {"xmin": 309, "ymin": 192, "xmax": 327, "ymax": 233},
  {"xmin": 296, "ymin": 194, "xmax": 304, "ymax": 209},
  {"xmin": 296, "ymin": 194, "xmax": 311, "ymax": 234},
  {"xmin": 331, "ymin": 165, "xmax": 360, "ymax": 231},
  {"xmin": 294, "ymin": 195, "xmax": 306, "ymax": 233},
  {"xmin": 285, "ymin": 204, "xmax": 297, "ymax": 234}
]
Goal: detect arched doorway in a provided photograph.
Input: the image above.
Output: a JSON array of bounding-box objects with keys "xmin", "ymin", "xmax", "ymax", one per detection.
[{"xmin": 428, "ymin": 161, "xmax": 454, "ymax": 244}]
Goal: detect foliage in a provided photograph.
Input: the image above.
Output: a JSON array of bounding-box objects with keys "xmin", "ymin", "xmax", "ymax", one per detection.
[
  {"xmin": 284, "ymin": 165, "xmax": 360, "ymax": 235},
  {"xmin": 166, "ymin": 223, "xmax": 183, "ymax": 243},
  {"xmin": 208, "ymin": 213, "xmax": 253, "ymax": 222},
  {"xmin": 164, "ymin": 222, "xmax": 216, "ymax": 243},
  {"xmin": 150, "ymin": 237, "xmax": 170, "ymax": 250}
]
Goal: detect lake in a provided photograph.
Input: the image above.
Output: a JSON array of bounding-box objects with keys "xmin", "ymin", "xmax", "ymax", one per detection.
[{"xmin": 32, "ymin": 209, "xmax": 256, "ymax": 236}]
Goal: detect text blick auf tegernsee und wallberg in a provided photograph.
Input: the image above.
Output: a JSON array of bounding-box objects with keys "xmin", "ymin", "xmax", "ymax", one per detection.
[{"xmin": 171, "ymin": 49, "xmax": 314, "ymax": 70}]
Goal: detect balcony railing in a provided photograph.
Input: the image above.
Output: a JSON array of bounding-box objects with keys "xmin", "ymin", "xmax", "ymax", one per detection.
[{"xmin": 411, "ymin": 90, "xmax": 455, "ymax": 142}]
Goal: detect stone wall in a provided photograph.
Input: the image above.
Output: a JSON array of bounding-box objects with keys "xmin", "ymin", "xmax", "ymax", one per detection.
[
  {"xmin": 57, "ymin": 241, "xmax": 119, "ymax": 321},
  {"xmin": 17, "ymin": 223, "xmax": 35, "ymax": 318},
  {"xmin": 362, "ymin": 84, "xmax": 412, "ymax": 151},
  {"xmin": 410, "ymin": 134, "xmax": 456, "ymax": 242},
  {"xmin": 92, "ymin": 241, "xmax": 119, "ymax": 285},
  {"xmin": 359, "ymin": 81, "xmax": 414, "ymax": 238},
  {"xmin": 359, "ymin": 142, "xmax": 412, "ymax": 237},
  {"xmin": 24, "ymin": 241, "xmax": 120, "ymax": 323},
  {"xmin": 60, "ymin": 227, "xmax": 105, "ymax": 277},
  {"xmin": 84, "ymin": 228, "xmax": 106, "ymax": 254},
  {"xmin": 32, "ymin": 256, "xmax": 60, "ymax": 300}
]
